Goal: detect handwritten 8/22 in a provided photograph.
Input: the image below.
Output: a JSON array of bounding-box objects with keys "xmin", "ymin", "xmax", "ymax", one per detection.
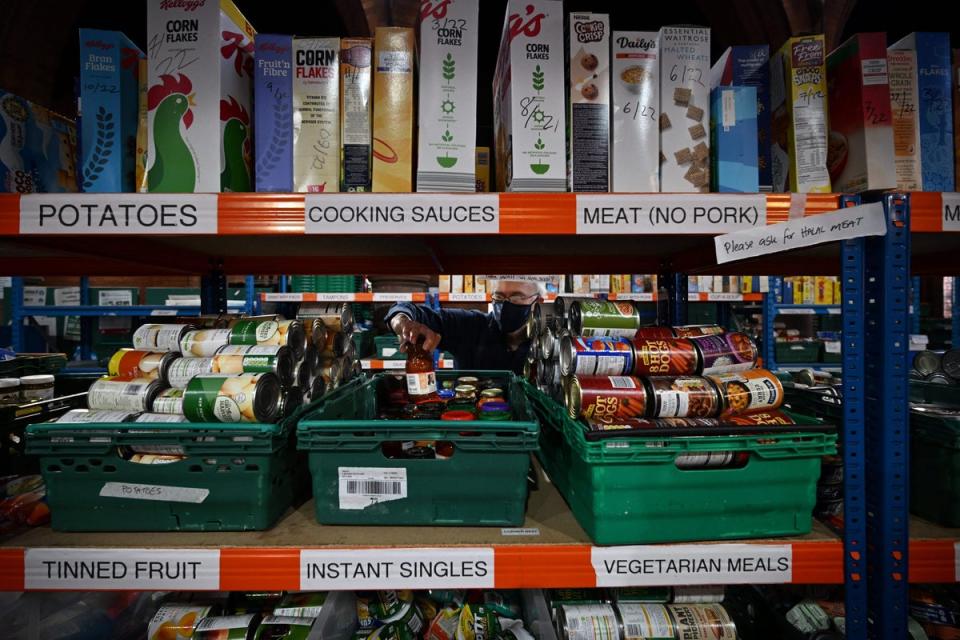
[{"xmin": 520, "ymin": 96, "xmax": 558, "ymax": 131}]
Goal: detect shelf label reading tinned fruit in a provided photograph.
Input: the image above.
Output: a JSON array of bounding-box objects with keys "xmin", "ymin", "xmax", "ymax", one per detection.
[{"xmin": 24, "ymin": 548, "xmax": 219, "ymax": 589}]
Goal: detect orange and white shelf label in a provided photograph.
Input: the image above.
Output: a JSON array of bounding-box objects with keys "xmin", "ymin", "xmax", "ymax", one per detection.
[
  {"xmin": 943, "ymin": 193, "xmax": 960, "ymax": 232},
  {"xmin": 19, "ymin": 194, "xmax": 218, "ymax": 234},
  {"xmin": 441, "ymin": 293, "xmax": 488, "ymax": 302},
  {"xmin": 576, "ymin": 194, "xmax": 766, "ymax": 235},
  {"xmin": 300, "ymin": 548, "xmax": 494, "ymax": 590},
  {"xmin": 305, "ymin": 194, "xmax": 499, "ymax": 234},
  {"xmin": 24, "ymin": 548, "xmax": 219, "ymax": 590}
]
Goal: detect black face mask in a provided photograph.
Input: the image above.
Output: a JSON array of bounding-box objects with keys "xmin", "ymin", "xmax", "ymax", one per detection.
[{"xmin": 493, "ymin": 301, "xmax": 532, "ymax": 334}]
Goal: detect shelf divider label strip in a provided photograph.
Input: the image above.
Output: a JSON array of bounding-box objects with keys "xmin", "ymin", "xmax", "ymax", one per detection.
[
  {"xmin": 300, "ymin": 547, "xmax": 495, "ymax": 590},
  {"xmin": 22, "ymin": 548, "xmax": 219, "ymax": 590},
  {"xmin": 943, "ymin": 193, "xmax": 960, "ymax": 232},
  {"xmin": 18, "ymin": 194, "xmax": 218, "ymax": 235},
  {"xmin": 576, "ymin": 194, "xmax": 767, "ymax": 235},
  {"xmin": 305, "ymin": 194, "xmax": 500, "ymax": 234}
]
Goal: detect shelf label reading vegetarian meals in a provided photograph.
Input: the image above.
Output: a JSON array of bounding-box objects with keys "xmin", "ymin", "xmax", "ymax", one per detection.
[
  {"xmin": 19, "ymin": 194, "xmax": 218, "ymax": 234},
  {"xmin": 714, "ymin": 201, "xmax": 887, "ymax": 264},
  {"xmin": 592, "ymin": 544, "xmax": 792, "ymax": 587},
  {"xmin": 300, "ymin": 547, "xmax": 494, "ymax": 590},
  {"xmin": 305, "ymin": 193, "xmax": 499, "ymax": 234},
  {"xmin": 576, "ymin": 194, "xmax": 766, "ymax": 234},
  {"xmin": 25, "ymin": 548, "xmax": 219, "ymax": 590},
  {"xmin": 944, "ymin": 193, "xmax": 960, "ymax": 232}
]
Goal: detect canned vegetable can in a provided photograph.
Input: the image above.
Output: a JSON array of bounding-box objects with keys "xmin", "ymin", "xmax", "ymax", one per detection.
[
  {"xmin": 108, "ymin": 349, "xmax": 178, "ymax": 382},
  {"xmin": 616, "ymin": 603, "xmax": 675, "ymax": 640},
  {"xmin": 631, "ymin": 337, "xmax": 700, "ymax": 376},
  {"xmin": 229, "ymin": 319, "xmax": 306, "ymax": 361},
  {"xmin": 216, "ymin": 344, "xmax": 296, "ymax": 388},
  {"xmin": 183, "ymin": 373, "xmax": 282, "ymax": 423},
  {"xmin": 708, "ymin": 369, "xmax": 784, "ymax": 417},
  {"xmin": 151, "ymin": 387, "xmax": 185, "ymax": 415},
  {"xmin": 298, "ymin": 302, "xmax": 354, "ymax": 333},
  {"xmin": 666, "ymin": 604, "xmax": 737, "ymax": 640},
  {"xmin": 913, "ymin": 350, "xmax": 943, "ymax": 376},
  {"xmin": 690, "ymin": 332, "xmax": 758, "ymax": 374},
  {"xmin": 280, "ymin": 388, "xmax": 303, "ymax": 420},
  {"xmin": 570, "ymin": 300, "xmax": 641, "ymax": 338},
  {"xmin": 555, "ymin": 604, "xmax": 619, "ymax": 640},
  {"xmin": 311, "ymin": 375, "xmax": 330, "ymax": 400},
  {"xmin": 180, "ymin": 328, "xmax": 232, "ymax": 357},
  {"xmin": 133, "ymin": 323, "xmax": 193, "ymax": 353},
  {"xmin": 191, "ymin": 614, "xmax": 257, "ymax": 640},
  {"xmin": 560, "ymin": 335, "xmax": 634, "ymax": 377},
  {"xmin": 647, "ymin": 376, "xmax": 721, "ymax": 418},
  {"xmin": 319, "ymin": 330, "xmax": 349, "ymax": 358},
  {"xmin": 148, "ymin": 604, "xmax": 214, "ymax": 640},
  {"xmin": 567, "ymin": 375, "xmax": 650, "ymax": 422},
  {"xmin": 540, "ymin": 327, "xmax": 558, "ymax": 362},
  {"xmin": 88, "ymin": 377, "xmax": 164, "ymax": 412},
  {"xmin": 166, "ymin": 357, "xmax": 216, "ymax": 389},
  {"xmin": 252, "ymin": 616, "xmax": 314, "ymax": 640}
]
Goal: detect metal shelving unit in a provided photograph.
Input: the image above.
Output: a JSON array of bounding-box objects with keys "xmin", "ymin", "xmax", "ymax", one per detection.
[{"xmin": 762, "ymin": 277, "xmax": 843, "ymax": 371}]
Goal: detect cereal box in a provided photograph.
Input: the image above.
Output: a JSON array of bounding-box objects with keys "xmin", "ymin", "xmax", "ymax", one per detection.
[
  {"xmin": 79, "ymin": 29, "xmax": 144, "ymax": 192},
  {"xmin": 136, "ymin": 58, "xmax": 148, "ymax": 192},
  {"xmin": 254, "ymin": 34, "xmax": 293, "ymax": 192},
  {"xmin": 659, "ymin": 26, "xmax": 710, "ymax": 192},
  {"xmin": 889, "ymin": 32, "xmax": 954, "ymax": 191},
  {"xmin": 710, "ymin": 46, "xmax": 771, "ymax": 191},
  {"xmin": 475, "ymin": 147, "xmax": 490, "ymax": 191},
  {"xmin": 611, "ymin": 31, "xmax": 659, "ymax": 192},
  {"xmin": 887, "ymin": 49, "xmax": 922, "ymax": 190},
  {"xmin": 493, "ymin": 0, "xmax": 567, "ymax": 192},
  {"xmin": 293, "ymin": 37, "xmax": 340, "ymax": 193},
  {"xmin": 568, "ymin": 12, "xmax": 610, "ymax": 192},
  {"xmin": 417, "ymin": 0, "xmax": 479, "ymax": 192},
  {"xmin": 146, "ymin": 0, "xmax": 255, "ymax": 193},
  {"xmin": 826, "ymin": 33, "xmax": 896, "ymax": 193},
  {"xmin": 710, "ymin": 86, "xmax": 758, "ymax": 192},
  {"xmin": 0, "ymin": 91, "xmax": 78, "ymax": 193},
  {"xmin": 372, "ymin": 28, "xmax": 414, "ymax": 192},
  {"xmin": 438, "ymin": 274, "xmax": 451, "ymax": 293},
  {"xmin": 340, "ymin": 37, "xmax": 372, "ymax": 192},
  {"xmin": 770, "ymin": 35, "xmax": 830, "ymax": 193}
]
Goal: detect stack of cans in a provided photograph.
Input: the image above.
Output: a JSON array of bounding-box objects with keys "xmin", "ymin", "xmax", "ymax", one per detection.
[{"xmin": 297, "ymin": 302, "xmax": 363, "ymax": 404}]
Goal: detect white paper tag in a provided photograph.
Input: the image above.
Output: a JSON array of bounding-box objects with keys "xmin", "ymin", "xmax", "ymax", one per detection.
[
  {"xmin": 827, "ymin": 308, "xmax": 841, "ymax": 315},
  {"xmin": 53, "ymin": 287, "xmax": 80, "ymax": 306},
  {"xmin": 501, "ymin": 527, "xmax": 541, "ymax": 537},
  {"xmin": 825, "ymin": 341, "xmax": 842, "ymax": 354},
  {"xmin": 861, "ymin": 58, "xmax": 889, "ymax": 85},
  {"xmin": 23, "ymin": 286, "xmax": 46, "ymax": 306},
  {"xmin": 943, "ymin": 193, "xmax": 960, "ymax": 232},
  {"xmin": 373, "ymin": 293, "xmax": 413, "ymax": 302},
  {"xmin": 445, "ymin": 293, "xmax": 487, "ymax": 302},
  {"xmin": 99, "ymin": 290, "xmax": 133, "ymax": 306},
  {"xmin": 99, "ymin": 482, "xmax": 209, "ymax": 504},
  {"xmin": 0, "ymin": 277, "xmax": 11, "ymax": 288},
  {"xmin": 715, "ymin": 202, "xmax": 887, "ymax": 264},
  {"xmin": 20, "ymin": 194, "xmax": 218, "ymax": 234},
  {"xmin": 708, "ymin": 293, "xmax": 742, "ymax": 302},
  {"xmin": 338, "ymin": 467, "xmax": 407, "ymax": 510},
  {"xmin": 788, "ymin": 193, "xmax": 808, "ymax": 220},
  {"xmin": 306, "ymin": 194, "xmax": 499, "ymax": 234},
  {"xmin": 778, "ymin": 308, "xmax": 816, "ymax": 315},
  {"xmin": 363, "ymin": 360, "xmax": 405, "ymax": 370},
  {"xmin": 151, "ymin": 309, "xmax": 179, "ymax": 316},
  {"xmin": 612, "ymin": 293, "xmax": 655, "ymax": 302},
  {"xmin": 24, "ymin": 548, "xmax": 219, "ymax": 589},
  {"xmin": 577, "ymin": 194, "xmax": 766, "ymax": 234},
  {"xmin": 262, "ymin": 293, "xmax": 308, "ymax": 302},
  {"xmin": 301, "ymin": 547, "xmax": 494, "ymax": 590},
  {"xmin": 592, "ymin": 544, "xmax": 792, "ymax": 587},
  {"xmin": 382, "ymin": 348, "xmax": 398, "ymax": 357},
  {"xmin": 721, "ymin": 90, "xmax": 736, "ymax": 129}
]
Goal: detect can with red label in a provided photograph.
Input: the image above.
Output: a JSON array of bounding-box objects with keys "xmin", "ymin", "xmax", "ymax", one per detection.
[
  {"xmin": 567, "ymin": 375, "xmax": 650, "ymax": 422},
  {"xmin": 724, "ymin": 410, "xmax": 796, "ymax": 426},
  {"xmin": 647, "ymin": 376, "xmax": 722, "ymax": 418},
  {"xmin": 690, "ymin": 332, "xmax": 758, "ymax": 374},
  {"xmin": 108, "ymin": 349, "xmax": 177, "ymax": 383},
  {"xmin": 708, "ymin": 369, "xmax": 784, "ymax": 417},
  {"xmin": 633, "ymin": 326, "xmax": 677, "ymax": 340},
  {"xmin": 559, "ymin": 335, "xmax": 634, "ymax": 377},
  {"xmin": 631, "ymin": 337, "xmax": 700, "ymax": 376},
  {"xmin": 673, "ymin": 324, "xmax": 725, "ymax": 338}
]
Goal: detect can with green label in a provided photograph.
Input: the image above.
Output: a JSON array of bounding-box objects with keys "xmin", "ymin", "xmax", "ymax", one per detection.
[
  {"xmin": 569, "ymin": 300, "xmax": 641, "ymax": 338},
  {"xmin": 216, "ymin": 344, "xmax": 296, "ymax": 388},
  {"xmin": 183, "ymin": 373, "xmax": 282, "ymax": 424},
  {"xmin": 229, "ymin": 319, "xmax": 306, "ymax": 361},
  {"xmin": 151, "ymin": 387, "xmax": 185, "ymax": 415},
  {"xmin": 252, "ymin": 615, "xmax": 313, "ymax": 640}
]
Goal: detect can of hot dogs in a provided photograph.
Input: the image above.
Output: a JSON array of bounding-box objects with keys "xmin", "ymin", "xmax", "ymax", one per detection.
[
  {"xmin": 567, "ymin": 375, "xmax": 651, "ymax": 422},
  {"xmin": 631, "ymin": 337, "xmax": 700, "ymax": 376},
  {"xmin": 559, "ymin": 335, "xmax": 634, "ymax": 377}
]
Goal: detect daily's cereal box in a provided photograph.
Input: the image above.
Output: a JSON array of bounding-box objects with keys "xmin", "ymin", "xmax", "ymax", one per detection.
[
  {"xmin": 567, "ymin": 12, "xmax": 610, "ymax": 192},
  {"xmin": 611, "ymin": 31, "xmax": 659, "ymax": 192},
  {"xmin": 372, "ymin": 28, "xmax": 414, "ymax": 192}
]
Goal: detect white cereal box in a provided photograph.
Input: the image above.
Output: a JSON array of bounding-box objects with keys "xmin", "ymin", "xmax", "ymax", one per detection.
[
  {"xmin": 568, "ymin": 12, "xmax": 610, "ymax": 192},
  {"xmin": 612, "ymin": 31, "xmax": 659, "ymax": 192}
]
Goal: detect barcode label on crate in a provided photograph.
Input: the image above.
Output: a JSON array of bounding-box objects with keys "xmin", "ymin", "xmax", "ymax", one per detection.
[
  {"xmin": 339, "ymin": 467, "xmax": 408, "ymax": 510},
  {"xmin": 609, "ymin": 376, "xmax": 637, "ymax": 389}
]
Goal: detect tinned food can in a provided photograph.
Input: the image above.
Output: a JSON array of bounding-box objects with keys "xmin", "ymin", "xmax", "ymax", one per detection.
[
  {"xmin": 108, "ymin": 349, "xmax": 178, "ymax": 383},
  {"xmin": 303, "ymin": 317, "xmax": 329, "ymax": 348},
  {"xmin": 280, "ymin": 388, "xmax": 303, "ymax": 420},
  {"xmin": 191, "ymin": 614, "xmax": 257, "ymax": 640},
  {"xmin": 666, "ymin": 604, "xmax": 737, "ymax": 640},
  {"xmin": 166, "ymin": 356, "xmax": 217, "ymax": 389},
  {"xmin": 539, "ymin": 327, "xmax": 559, "ymax": 362},
  {"xmin": 299, "ymin": 301, "xmax": 354, "ymax": 333},
  {"xmin": 690, "ymin": 332, "xmax": 758, "ymax": 374},
  {"xmin": 179, "ymin": 328, "xmax": 232, "ymax": 357},
  {"xmin": 647, "ymin": 376, "xmax": 721, "ymax": 418},
  {"xmin": 318, "ymin": 358, "xmax": 343, "ymax": 388},
  {"xmin": 311, "ymin": 374, "xmax": 331, "ymax": 401},
  {"xmin": 555, "ymin": 603, "xmax": 619, "ymax": 640},
  {"xmin": 633, "ymin": 326, "xmax": 677, "ymax": 340},
  {"xmin": 708, "ymin": 369, "xmax": 784, "ymax": 417},
  {"xmin": 87, "ymin": 377, "xmax": 164, "ymax": 413},
  {"xmin": 319, "ymin": 330, "xmax": 349, "ymax": 359},
  {"xmin": 567, "ymin": 375, "xmax": 650, "ymax": 422},
  {"xmin": 673, "ymin": 324, "xmax": 725, "ymax": 338},
  {"xmin": 675, "ymin": 450, "xmax": 749, "ymax": 469},
  {"xmin": 183, "ymin": 373, "xmax": 283, "ymax": 423},
  {"xmin": 631, "ymin": 337, "xmax": 700, "ymax": 376},
  {"xmin": 569, "ymin": 300, "xmax": 641, "ymax": 338},
  {"xmin": 553, "ymin": 296, "xmax": 594, "ymax": 330},
  {"xmin": 216, "ymin": 344, "xmax": 296, "ymax": 388},
  {"xmin": 616, "ymin": 603, "xmax": 676, "ymax": 640},
  {"xmin": 560, "ymin": 335, "xmax": 634, "ymax": 377},
  {"xmin": 133, "ymin": 323, "xmax": 193, "ymax": 353},
  {"xmin": 151, "ymin": 388, "xmax": 185, "ymax": 415},
  {"xmin": 148, "ymin": 604, "xmax": 214, "ymax": 640},
  {"xmin": 913, "ymin": 350, "xmax": 943, "ymax": 376},
  {"xmin": 724, "ymin": 410, "xmax": 796, "ymax": 426},
  {"xmin": 303, "ymin": 342, "xmax": 320, "ymax": 376},
  {"xmin": 229, "ymin": 319, "xmax": 306, "ymax": 361}
]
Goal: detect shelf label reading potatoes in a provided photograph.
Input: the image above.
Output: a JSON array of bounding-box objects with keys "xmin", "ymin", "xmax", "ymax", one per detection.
[
  {"xmin": 300, "ymin": 548, "xmax": 494, "ymax": 589},
  {"xmin": 576, "ymin": 194, "xmax": 767, "ymax": 234},
  {"xmin": 24, "ymin": 548, "xmax": 219, "ymax": 590},
  {"xmin": 944, "ymin": 193, "xmax": 960, "ymax": 232},
  {"xmin": 19, "ymin": 194, "xmax": 218, "ymax": 234},
  {"xmin": 305, "ymin": 194, "xmax": 499, "ymax": 234},
  {"xmin": 592, "ymin": 544, "xmax": 792, "ymax": 587}
]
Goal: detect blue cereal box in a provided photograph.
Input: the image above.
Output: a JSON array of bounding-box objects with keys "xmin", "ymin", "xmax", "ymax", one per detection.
[
  {"xmin": 79, "ymin": 29, "xmax": 143, "ymax": 192},
  {"xmin": 710, "ymin": 86, "xmax": 758, "ymax": 192},
  {"xmin": 0, "ymin": 91, "xmax": 78, "ymax": 193},
  {"xmin": 254, "ymin": 34, "xmax": 293, "ymax": 191}
]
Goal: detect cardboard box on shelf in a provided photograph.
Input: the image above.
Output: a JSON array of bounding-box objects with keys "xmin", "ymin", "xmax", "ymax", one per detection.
[
  {"xmin": 340, "ymin": 37, "xmax": 373, "ymax": 192},
  {"xmin": 567, "ymin": 12, "xmax": 610, "ymax": 192},
  {"xmin": 710, "ymin": 85, "xmax": 759, "ymax": 192},
  {"xmin": 0, "ymin": 91, "xmax": 78, "ymax": 193},
  {"xmin": 451, "ymin": 274, "xmax": 464, "ymax": 294},
  {"xmin": 464, "ymin": 275, "xmax": 475, "ymax": 294},
  {"xmin": 611, "ymin": 31, "xmax": 659, "ymax": 192},
  {"xmin": 372, "ymin": 27, "xmax": 414, "ymax": 192},
  {"xmin": 294, "ymin": 37, "xmax": 340, "ymax": 193},
  {"xmin": 887, "ymin": 49, "xmax": 922, "ymax": 190},
  {"xmin": 438, "ymin": 275, "xmax": 451, "ymax": 294},
  {"xmin": 254, "ymin": 34, "xmax": 293, "ymax": 192},
  {"xmin": 741, "ymin": 276, "xmax": 753, "ymax": 294},
  {"xmin": 802, "ymin": 276, "xmax": 816, "ymax": 305},
  {"xmin": 475, "ymin": 147, "xmax": 490, "ymax": 192}
]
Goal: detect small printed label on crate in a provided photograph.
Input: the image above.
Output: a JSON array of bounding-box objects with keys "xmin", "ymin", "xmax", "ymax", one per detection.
[
  {"xmin": 151, "ymin": 309, "xmax": 179, "ymax": 316},
  {"xmin": 824, "ymin": 341, "xmax": 841, "ymax": 354},
  {"xmin": 24, "ymin": 548, "xmax": 219, "ymax": 589},
  {"xmin": 300, "ymin": 547, "xmax": 494, "ymax": 589},
  {"xmin": 338, "ymin": 467, "xmax": 407, "ymax": 510},
  {"xmin": 305, "ymin": 194, "xmax": 500, "ymax": 234},
  {"xmin": 708, "ymin": 293, "xmax": 742, "ymax": 302},
  {"xmin": 778, "ymin": 308, "xmax": 816, "ymax": 315},
  {"xmin": 576, "ymin": 194, "xmax": 767, "ymax": 234},
  {"xmin": 372, "ymin": 293, "xmax": 413, "ymax": 302},
  {"xmin": 99, "ymin": 482, "xmax": 209, "ymax": 504},
  {"xmin": 445, "ymin": 293, "xmax": 488, "ymax": 302},
  {"xmin": 23, "ymin": 286, "xmax": 46, "ymax": 306},
  {"xmin": 19, "ymin": 194, "xmax": 218, "ymax": 234},
  {"xmin": 263, "ymin": 293, "xmax": 310, "ymax": 302},
  {"xmin": 591, "ymin": 544, "xmax": 793, "ymax": 586},
  {"xmin": 942, "ymin": 193, "xmax": 960, "ymax": 232},
  {"xmin": 500, "ymin": 528, "xmax": 541, "ymax": 537}
]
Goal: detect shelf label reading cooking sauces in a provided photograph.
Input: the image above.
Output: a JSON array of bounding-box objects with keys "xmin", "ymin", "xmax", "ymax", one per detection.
[
  {"xmin": 24, "ymin": 548, "xmax": 219, "ymax": 590},
  {"xmin": 300, "ymin": 547, "xmax": 494, "ymax": 589},
  {"xmin": 592, "ymin": 544, "xmax": 792, "ymax": 587},
  {"xmin": 305, "ymin": 193, "xmax": 499, "ymax": 233},
  {"xmin": 19, "ymin": 193, "xmax": 217, "ymax": 234},
  {"xmin": 714, "ymin": 201, "xmax": 887, "ymax": 264},
  {"xmin": 943, "ymin": 193, "xmax": 960, "ymax": 232},
  {"xmin": 576, "ymin": 194, "xmax": 766, "ymax": 234}
]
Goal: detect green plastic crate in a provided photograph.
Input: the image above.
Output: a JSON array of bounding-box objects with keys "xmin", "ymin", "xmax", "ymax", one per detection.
[
  {"xmin": 525, "ymin": 382, "xmax": 836, "ymax": 545},
  {"xmin": 910, "ymin": 380, "xmax": 960, "ymax": 407},
  {"xmin": 26, "ymin": 409, "xmax": 310, "ymax": 532},
  {"xmin": 910, "ymin": 406, "xmax": 960, "ymax": 527},
  {"xmin": 297, "ymin": 371, "xmax": 539, "ymax": 526},
  {"xmin": 374, "ymin": 334, "xmax": 405, "ymax": 360},
  {"xmin": 352, "ymin": 330, "xmax": 375, "ymax": 359},
  {"xmin": 775, "ymin": 341, "xmax": 822, "ymax": 363}
]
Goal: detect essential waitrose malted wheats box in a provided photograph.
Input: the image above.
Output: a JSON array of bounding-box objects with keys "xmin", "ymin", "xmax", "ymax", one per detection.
[
  {"xmin": 493, "ymin": 0, "xmax": 567, "ymax": 192},
  {"xmin": 417, "ymin": 0, "xmax": 479, "ymax": 192},
  {"xmin": 340, "ymin": 38, "xmax": 372, "ymax": 192},
  {"xmin": 659, "ymin": 26, "xmax": 711, "ymax": 192},
  {"xmin": 147, "ymin": 0, "xmax": 255, "ymax": 193},
  {"xmin": 293, "ymin": 37, "xmax": 340, "ymax": 193},
  {"xmin": 611, "ymin": 31, "xmax": 659, "ymax": 192},
  {"xmin": 372, "ymin": 27, "xmax": 415, "ymax": 192},
  {"xmin": 567, "ymin": 12, "xmax": 610, "ymax": 192}
]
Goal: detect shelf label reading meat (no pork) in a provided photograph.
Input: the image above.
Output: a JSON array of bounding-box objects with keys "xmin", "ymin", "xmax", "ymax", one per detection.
[
  {"xmin": 943, "ymin": 193, "xmax": 960, "ymax": 232},
  {"xmin": 592, "ymin": 544, "xmax": 792, "ymax": 587},
  {"xmin": 576, "ymin": 194, "xmax": 766, "ymax": 234},
  {"xmin": 24, "ymin": 548, "xmax": 219, "ymax": 589},
  {"xmin": 19, "ymin": 194, "xmax": 218, "ymax": 234},
  {"xmin": 300, "ymin": 547, "xmax": 494, "ymax": 590},
  {"xmin": 305, "ymin": 194, "xmax": 499, "ymax": 234}
]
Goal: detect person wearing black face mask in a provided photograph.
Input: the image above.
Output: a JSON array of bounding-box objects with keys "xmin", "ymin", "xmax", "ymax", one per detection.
[{"xmin": 386, "ymin": 280, "xmax": 542, "ymax": 375}]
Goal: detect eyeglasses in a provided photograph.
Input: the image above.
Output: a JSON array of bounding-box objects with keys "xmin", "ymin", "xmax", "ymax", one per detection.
[{"xmin": 491, "ymin": 292, "xmax": 539, "ymax": 305}]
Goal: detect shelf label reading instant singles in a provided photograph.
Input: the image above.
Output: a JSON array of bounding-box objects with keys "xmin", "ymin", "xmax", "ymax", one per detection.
[
  {"xmin": 301, "ymin": 547, "xmax": 494, "ymax": 590},
  {"xmin": 25, "ymin": 548, "xmax": 219, "ymax": 590},
  {"xmin": 576, "ymin": 194, "xmax": 766, "ymax": 234},
  {"xmin": 305, "ymin": 194, "xmax": 499, "ymax": 234},
  {"xmin": 715, "ymin": 202, "xmax": 887, "ymax": 264},
  {"xmin": 19, "ymin": 194, "xmax": 218, "ymax": 234},
  {"xmin": 944, "ymin": 193, "xmax": 960, "ymax": 232},
  {"xmin": 592, "ymin": 544, "xmax": 792, "ymax": 587}
]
